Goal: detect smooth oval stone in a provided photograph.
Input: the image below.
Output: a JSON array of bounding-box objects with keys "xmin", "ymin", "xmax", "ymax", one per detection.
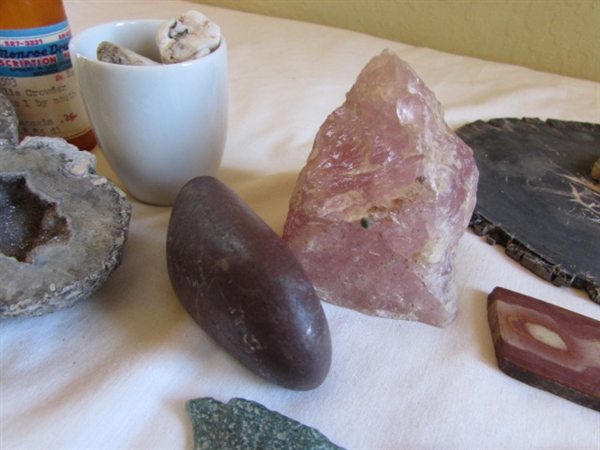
[{"xmin": 166, "ymin": 176, "xmax": 332, "ymax": 391}]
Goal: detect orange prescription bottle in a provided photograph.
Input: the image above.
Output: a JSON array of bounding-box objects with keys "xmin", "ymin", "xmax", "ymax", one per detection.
[{"xmin": 0, "ymin": 0, "xmax": 96, "ymax": 150}]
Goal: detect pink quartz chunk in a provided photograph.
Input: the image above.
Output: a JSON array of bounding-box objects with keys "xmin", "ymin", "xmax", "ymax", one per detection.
[
  {"xmin": 488, "ymin": 287, "xmax": 600, "ymax": 411},
  {"xmin": 282, "ymin": 49, "xmax": 478, "ymax": 327}
]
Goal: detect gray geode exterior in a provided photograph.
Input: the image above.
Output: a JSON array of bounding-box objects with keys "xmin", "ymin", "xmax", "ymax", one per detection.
[
  {"xmin": 0, "ymin": 93, "xmax": 19, "ymax": 146},
  {"xmin": 0, "ymin": 136, "xmax": 131, "ymax": 318}
]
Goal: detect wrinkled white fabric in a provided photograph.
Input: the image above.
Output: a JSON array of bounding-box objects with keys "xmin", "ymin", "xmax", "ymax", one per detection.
[{"xmin": 1, "ymin": 2, "xmax": 599, "ymax": 449}]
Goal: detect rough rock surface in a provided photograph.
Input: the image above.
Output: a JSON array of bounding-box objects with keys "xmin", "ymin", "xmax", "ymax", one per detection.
[
  {"xmin": 592, "ymin": 157, "xmax": 600, "ymax": 181},
  {"xmin": 157, "ymin": 10, "xmax": 221, "ymax": 63},
  {"xmin": 186, "ymin": 397, "xmax": 344, "ymax": 450},
  {"xmin": 97, "ymin": 41, "xmax": 160, "ymax": 66},
  {"xmin": 0, "ymin": 93, "xmax": 19, "ymax": 146},
  {"xmin": 0, "ymin": 136, "xmax": 131, "ymax": 318},
  {"xmin": 283, "ymin": 49, "xmax": 478, "ymax": 327}
]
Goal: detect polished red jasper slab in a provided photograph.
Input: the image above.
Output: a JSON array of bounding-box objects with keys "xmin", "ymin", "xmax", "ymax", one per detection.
[{"xmin": 488, "ymin": 287, "xmax": 600, "ymax": 411}]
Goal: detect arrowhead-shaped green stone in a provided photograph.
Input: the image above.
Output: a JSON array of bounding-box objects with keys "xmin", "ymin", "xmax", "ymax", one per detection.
[{"xmin": 186, "ymin": 397, "xmax": 344, "ymax": 450}]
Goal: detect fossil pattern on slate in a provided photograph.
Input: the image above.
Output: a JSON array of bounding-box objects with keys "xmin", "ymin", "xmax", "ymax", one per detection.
[{"xmin": 457, "ymin": 118, "xmax": 600, "ymax": 303}]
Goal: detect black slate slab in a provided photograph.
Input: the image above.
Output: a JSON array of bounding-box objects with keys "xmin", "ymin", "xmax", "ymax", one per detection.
[{"xmin": 456, "ymin": 118, "xmax": 600, "ymax": 303}]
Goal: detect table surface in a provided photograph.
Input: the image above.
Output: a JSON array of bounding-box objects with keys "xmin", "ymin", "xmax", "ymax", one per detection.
[{"xmin": 1, "ymin": 1, "xmax": 599, "ymax": 449}]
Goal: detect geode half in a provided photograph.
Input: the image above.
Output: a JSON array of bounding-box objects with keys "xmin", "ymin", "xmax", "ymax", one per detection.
[
  {"xmin": 0, "ymin": 93, "xmax": 19, "ymax": 146},
  {"xmin": 283, "ymin": 49, "xmax": 478, "ymax": 328},
  {"xmin": 0, "ymin": 137, "xmax": 131, "ymax": 318}
]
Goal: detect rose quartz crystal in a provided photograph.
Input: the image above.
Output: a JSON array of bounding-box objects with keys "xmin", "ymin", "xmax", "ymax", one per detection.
[{"xmin": 282, "ymin": 49, "xmax": 478, "ymax": 327}]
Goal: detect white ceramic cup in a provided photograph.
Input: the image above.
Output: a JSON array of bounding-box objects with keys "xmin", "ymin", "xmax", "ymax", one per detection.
[{"xmin": 69, "ymin": 20, "xmax": 228, "ymax": 205}]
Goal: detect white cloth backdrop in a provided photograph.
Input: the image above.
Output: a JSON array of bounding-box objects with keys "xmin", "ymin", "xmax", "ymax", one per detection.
[{"xmin": 1, "ymin": 1, "xmax": 599, "ymax": 449}]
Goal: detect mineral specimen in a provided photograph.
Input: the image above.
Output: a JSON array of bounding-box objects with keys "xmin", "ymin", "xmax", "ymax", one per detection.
[
  {"xmin": 592, "ymin": 157, "xmax": 600, "ymax": 181},
  {"xmin": 97, "ymin": 41, "xmax": 160, "ymax": 66},
  {"xmin": 186, "ymin": 397, "xmax": 344, "ymax": 450},
  {"xmin": 0, "ymin": 137, "xmax": 131, "ymax": 318},
  {"xmin": 283, "ymin": 49, "xmax": 478, "ymax": 327},
  {"xmin": 0, "ymin": 93, "xmax": 18, "ymax": 146},
  {"xmin": 458, "ymin": 118, "xmax": 600, "ymax": 303},
  {"xmin": 96, "ymin": 11, "xmax": 221, "ymax": 67},
  {"xmin": 488, "ymin": 287, "xmax": 600, "ymax": 411},
  {"xmin": 157, "ymin": 10, "xmax": 221, "ymax": 63},
  {"xmin": 167, "ymin": 176, "xmax": 331, "ymax": 390}
]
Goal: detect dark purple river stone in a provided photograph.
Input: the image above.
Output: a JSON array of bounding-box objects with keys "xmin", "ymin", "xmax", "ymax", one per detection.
[{"xmin": 167, "ymin": 176, "xmax": 332, "ymax": 391}]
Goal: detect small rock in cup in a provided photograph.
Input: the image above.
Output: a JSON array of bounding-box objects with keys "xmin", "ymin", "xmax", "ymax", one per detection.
[
  {"xmin": 157, "ymin": 10, "xmax": 221, "ymax": 63},
  {"xmin": 97, "ymin": 41, "xmax": 160, "ymax": 66}
]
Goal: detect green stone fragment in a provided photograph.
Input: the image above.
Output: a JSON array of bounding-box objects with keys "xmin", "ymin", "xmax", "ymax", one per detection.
[{"xmin": 186, "ymin": 397, "xmax": 345, "ymax": 450}]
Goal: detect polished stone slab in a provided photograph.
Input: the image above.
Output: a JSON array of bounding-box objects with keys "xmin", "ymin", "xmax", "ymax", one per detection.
[
  {"xmin": 457, "ymin": 118, "xmax": 600, "ymax": 303},
  {"xmin": 488, "ymin": 286, "xmax": 600, "ymax": 411}
]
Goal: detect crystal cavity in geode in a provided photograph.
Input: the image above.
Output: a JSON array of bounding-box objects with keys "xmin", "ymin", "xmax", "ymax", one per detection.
[
  {"xmin": 283, "ymin": 49, "xmax": 479, "ymax": 328},
  {"xmin": 0, "ymin": 137, "xmax": 131, "ymax": 318}
]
